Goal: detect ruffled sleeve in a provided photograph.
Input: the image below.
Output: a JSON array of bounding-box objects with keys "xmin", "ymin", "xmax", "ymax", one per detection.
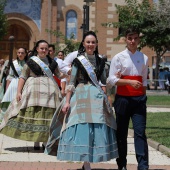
[
  {"xmin": 19, "ymin": 64, "xmax": 30, "ymax": 80},
  {"xmin": 65, "ymin": 64, "xmax": 78, "ymax": 93}
]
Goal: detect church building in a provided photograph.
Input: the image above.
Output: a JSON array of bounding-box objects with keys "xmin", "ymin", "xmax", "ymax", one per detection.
[{"xmin": 0, "ymin": 0, "xmax": 169, "ymax": 71}]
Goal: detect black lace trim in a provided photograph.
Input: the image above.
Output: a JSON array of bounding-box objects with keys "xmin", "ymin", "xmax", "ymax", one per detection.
[
  {"xmin": 72, "ymin": 55, "xmax": 105, "ymax": 81},
  {"xmin": 26, "ymin": 56, "xmax": 58, "ymax": 76}
]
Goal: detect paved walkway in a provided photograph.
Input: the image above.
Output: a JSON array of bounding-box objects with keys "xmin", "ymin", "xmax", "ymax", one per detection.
[
  {"xmin": 0, "ymin": 132, "xmax": 170, "ymax": 170},
  {"xmin": 0, "ymin": 90, "xmax": 170, "ymax": 170},
  {"xmin": 0, "ymin": 106, "xmax": 170, "ymax": 170}
]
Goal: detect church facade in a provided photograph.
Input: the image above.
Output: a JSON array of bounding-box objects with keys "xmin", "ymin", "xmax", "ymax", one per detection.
[{"xmin": 0, "ymin": 0, "xmax": 169, "ymax": 69}]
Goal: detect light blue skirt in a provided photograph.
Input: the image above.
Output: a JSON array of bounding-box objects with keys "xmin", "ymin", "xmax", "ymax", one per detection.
[{"xmin": 57, "ymin": 123, "xmax": 118, "ymax": 162}]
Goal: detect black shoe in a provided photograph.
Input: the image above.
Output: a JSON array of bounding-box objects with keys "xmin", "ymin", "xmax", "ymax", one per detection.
[
  {"xmin": 34, "ymin": 146, "xmax": 40, "ymax": 150},
  {"xmin": 82, "ymin": 165, "xmax": 84, "ymax": 170},
  {"xmin": 42, "ymin": 144, "xmax": 45, "ymax": 151},
  {"xmin": 118, "ymin": 167, "xmax": 127, "ymax": 170}
]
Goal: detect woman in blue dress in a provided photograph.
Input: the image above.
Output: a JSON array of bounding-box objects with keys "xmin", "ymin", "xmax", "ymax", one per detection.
[{"xmin": 46, "ymin": 31, "xmax": 118, "ymax": 170}]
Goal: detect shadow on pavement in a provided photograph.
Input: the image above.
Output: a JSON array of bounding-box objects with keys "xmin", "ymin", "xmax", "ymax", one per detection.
[{"xmin": 4, "ymin": 146, "xmax": 44, "ymax": 153}]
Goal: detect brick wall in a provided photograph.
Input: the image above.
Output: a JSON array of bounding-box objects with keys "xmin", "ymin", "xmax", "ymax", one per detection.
[{"xmin": 0, "ymin": 0, "xmax": 159, "ymax": 67}]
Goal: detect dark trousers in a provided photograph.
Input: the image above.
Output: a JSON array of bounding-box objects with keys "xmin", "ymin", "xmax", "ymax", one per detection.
[{"xmin": 114, "ymin": 94, "xmax": 149, "ymax": 170}]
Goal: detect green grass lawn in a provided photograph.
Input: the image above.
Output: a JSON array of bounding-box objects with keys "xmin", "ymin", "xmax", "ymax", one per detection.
[
  {"xmin": 129, "ymin": 112, "xmax": 170, "ymax": 149},
  {"xmin": 146, "ymin": 112, "xmax": 170, "ymax": 149},
  {"xmin": 147, "ymin": 95, "xmax": 170, "ymax": 105}
]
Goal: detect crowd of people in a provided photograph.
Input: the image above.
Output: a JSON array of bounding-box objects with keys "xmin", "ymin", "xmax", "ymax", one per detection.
[
  {"xmin": 158, "ymin": 67, "xmax": 170, "ymax": 91},
  {"xmin": 0, "ymin": 28, "xmax": 149, "ymax": 170}
]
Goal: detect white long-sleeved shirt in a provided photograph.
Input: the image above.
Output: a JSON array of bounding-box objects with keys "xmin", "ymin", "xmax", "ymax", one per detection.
[
  {"xmin": 62, "ymin": 51, "xmax": 106, "ymax": 86},
  {"xmin": 54, "ymin": 57, "xmax": 71, "ymax": 74},
  {"xmin": 107, "ymin": 49, "xmax": 148, "ymax": 87},
  {"xmin": 61, "ymin": 51, "xmax": 78, "ymax": 74}
]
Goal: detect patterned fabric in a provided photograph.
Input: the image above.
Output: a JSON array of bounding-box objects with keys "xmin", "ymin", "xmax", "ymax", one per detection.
[
  {"xmin": 30, "ymin": 56, "xmax": 61, "ymax": 99},
  {"xmin": 45, "ymin": 68, "xmax": 117, "ymax": 157},
  {"xmin": 0, "ymin": 76, "xmax": 60, "ymax": 130},
  {"xmin": 1, "ymin": 106, "xmax": 55, "ymax": 142},
  {"xmin": 62, "ymin": 83, "xmax": 116, "ymax": 131},
  {"xmin": 0, "ymin": 60, "xmax": 25, "ymax": 124},
  {"xmin": 0, "ymin": 102, "xmax": 10, "ymax": 124},
  {"xmin": 0, "ymin": 67, "xmax": 61, "ymax": 142},
  {"xmin": 45, "ymin": 99, "xmax": 65, "ymax": 155},
  {"xmin": 0, "ymin": 79, "xmax": 5, "ymax": 102},
  {"xmin": 0, "ymin": 56, "xmax": 61, "ymax": 141},
  {"xmin": 57, "ymin": 123, "xmax": 118, "ymax": 162},
  {"xmin": 76, "ymin": 55, "xmax": 112, "ymax": 114}
]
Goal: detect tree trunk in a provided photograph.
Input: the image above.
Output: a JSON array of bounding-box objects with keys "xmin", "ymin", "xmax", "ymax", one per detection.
[{"xmin": 154, "ymin": 53, "xmax": 161, "ymax": 90}]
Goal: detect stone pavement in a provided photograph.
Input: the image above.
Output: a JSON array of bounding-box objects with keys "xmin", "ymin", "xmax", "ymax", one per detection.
[
  {"xmin": 0, "ymin": 131, "xmax": 170, "ymax": 170},
  {"xmin": 1, "ymin": 105, "xmax": 170, "ymax": 170},
  {"xmin": 0, "ymin": 90, "xmax": 170, "ymax": 170}
]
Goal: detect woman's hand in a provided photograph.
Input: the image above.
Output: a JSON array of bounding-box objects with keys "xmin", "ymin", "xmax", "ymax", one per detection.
[
  {"xmin": 16, "ymin": 92, "xmax": 22, "ymax": 102},
  {"xmin": 62, "ymin": 102, "xmax": 70, "ymax": 114}
]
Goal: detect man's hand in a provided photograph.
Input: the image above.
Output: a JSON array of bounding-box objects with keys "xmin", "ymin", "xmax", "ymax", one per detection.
[{"xmin": 128, "ymin": 80, "xmax": 142, "ymax": 89}]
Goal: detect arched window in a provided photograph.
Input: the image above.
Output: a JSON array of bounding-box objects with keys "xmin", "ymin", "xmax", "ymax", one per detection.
[{"xmin": 66, "ymin": 10, "xmax": 77, "ymax": 39}]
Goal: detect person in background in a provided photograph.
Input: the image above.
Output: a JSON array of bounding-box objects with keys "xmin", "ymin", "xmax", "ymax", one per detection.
[
  {"xmin": 48, "ymin": 45, "xmax": 68, "ymax": 96},
  {"xmin": 57, "ymin": 51, "xmax": 65, "ymax": 60},
  {"xmin": 147, "ymin": 66, "xmax": 150, "ymax": 90},
  {"xmin": 107, "ymin": 27, "xmax": 149, "ymax": 170},
  {"xmin": 0, "ymin": 59, "xmax": 8, "ymax": 102},
  {"xmin": 0, "ymin": 59, "xmax": 10, "ymax": 98},
  {"xmin": 48, "ymin": 45, "xmax": 68, "ymax": 91},
  {"xmin": 46, "ymin": 31, "xmax": 118, "ymax": 170},
  {"xmin": 165, "ymin": 68, "xmax": 170, "ymax": 94},
  {"xmin": 158, "ymin": 68, "xmax": 166, "ymax": 90},
  {"xmin": 0, "ymin": 40, "xmax": 62, "ymax": 150},
  {"xmin": 56, "ymin": 51, "xmax": 69, "ymax": 97},
  {"xmin": 0, "ymin": 47, "xmax": 28, "ymax": 124},
  {"xmin": 0, "ymin": 59, "xmax": 5, "ymax": 74}
]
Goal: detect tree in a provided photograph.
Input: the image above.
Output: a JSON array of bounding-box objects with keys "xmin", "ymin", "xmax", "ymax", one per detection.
[
  {"xmin": 45, "ymin": 29, "xmax": 80, "ymax": 55},
  {"xmin": 104, "ymin": 0, "xmax": 170, "ymax": 89},
  {"xmin": 0, "ymin": 0, "xmax": 8, "ymax": 40}
]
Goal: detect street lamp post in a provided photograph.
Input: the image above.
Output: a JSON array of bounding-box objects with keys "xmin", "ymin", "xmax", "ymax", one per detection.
[
  {"xmin": 82, "ymin": 5, "xmax": 86, "ymax": 35},
  {"xmin": 83, "ymin": 0, "xmax": 95, "ymax": 33}
]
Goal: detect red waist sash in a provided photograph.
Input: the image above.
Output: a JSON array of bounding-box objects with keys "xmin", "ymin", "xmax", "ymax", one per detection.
[{"xmin": 117, "ymin": 75, "xmax": 144, "ymax": 96}]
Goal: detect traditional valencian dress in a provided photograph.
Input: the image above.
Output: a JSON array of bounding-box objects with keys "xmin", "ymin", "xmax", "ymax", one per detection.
[
  {"xmin": 0, "ymin": 56, "xmax": 61, "ymax": 142},
  {"xmin": 46, "ymin": 53, "xmax": 118, "ymax": 162},
  {"xmin": 0, "ymin": 59, "xmax": 25, "ymax": 124},
  {"xmin": 0, "ymin": 60, "xmax": 9, "ymax": 102}
]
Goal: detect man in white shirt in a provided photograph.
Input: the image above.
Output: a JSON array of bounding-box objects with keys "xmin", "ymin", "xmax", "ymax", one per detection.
[{"xmin": 107, "ymin": 27, "xmax": 149, "ymax": 170}]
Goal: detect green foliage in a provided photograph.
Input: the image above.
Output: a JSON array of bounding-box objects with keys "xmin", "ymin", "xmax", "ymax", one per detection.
[
  {"xmin": 103, "ymin": 0, "xmax": 170, "ymax": 89},
  {"xmin": 147, "ymin": 95, "xmax": 170, "ymax": 106},
  {"xmin": 112, "ymin": 0, "xmax": 170, "ymax": 53},
  {"xmin": 146, "ymin": 112, "xmax": 170, "ymax": 149},
  {"xmin": 45, "ymin": 29, "xmax": 80, "ymax": 55},
  {"xmin": 0, "ymin": 0, "xmax": 8, "ymax": 40}
]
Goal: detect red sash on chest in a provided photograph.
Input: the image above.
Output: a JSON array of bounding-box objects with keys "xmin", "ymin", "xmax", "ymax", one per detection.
[{"xmin": 117, "ymin": 75, "xmax": 144, "ymax": 96}]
